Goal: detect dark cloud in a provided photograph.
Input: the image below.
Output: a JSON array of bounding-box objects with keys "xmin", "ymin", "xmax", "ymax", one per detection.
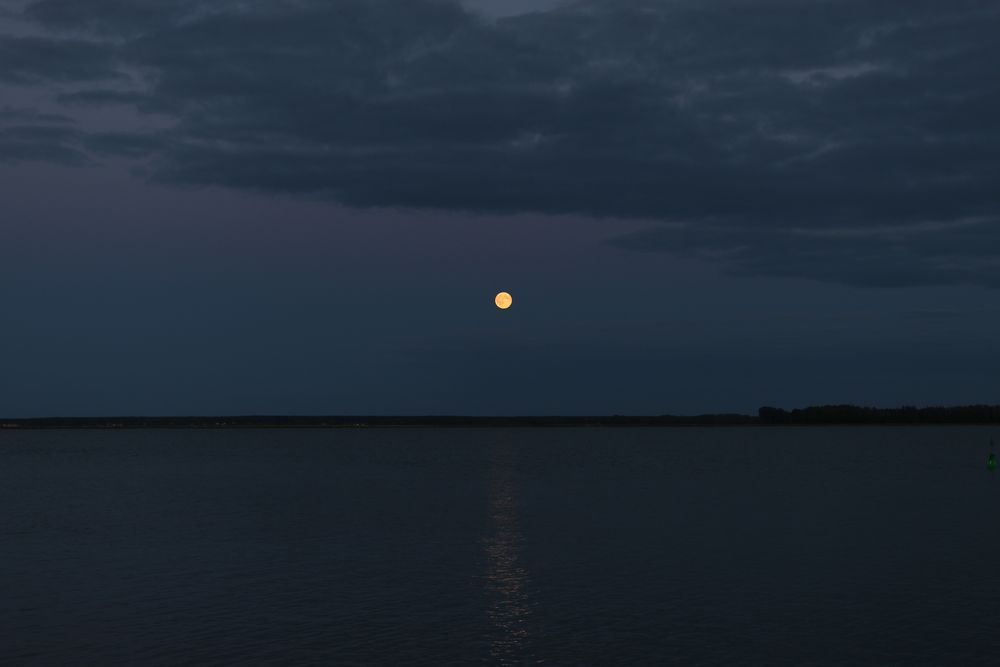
[
  {"xmin": 56, "ymin": 89, "xmax": 150, "ymax": 108},
  {"xmin": 24, "ymin": 0, "xmax": 202, "ymax": 36},
  {"xmin": 0, "ymin": 35, "xmax": 117, "ymax": 83},
  {"xmin": 0, "ymin": 105, "xmax": 72, "ymax": 123},
  {"xmin": 84, "ymin": 131, "xmax": 166, "ymax": 158},
  {"xmin": 8, "ymin": 0, "xmax": 1000, "ymax": 286}
]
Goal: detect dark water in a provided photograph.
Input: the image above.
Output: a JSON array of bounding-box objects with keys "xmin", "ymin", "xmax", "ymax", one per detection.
[{"xmin": 2, "ymin": 427, "xmax": 999, "ymax": 665}]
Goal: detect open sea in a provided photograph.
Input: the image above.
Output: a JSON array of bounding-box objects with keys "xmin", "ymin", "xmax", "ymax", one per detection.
[{"xmin": 2, "ymin": 427, "xmax": 999, "ymax": 665}]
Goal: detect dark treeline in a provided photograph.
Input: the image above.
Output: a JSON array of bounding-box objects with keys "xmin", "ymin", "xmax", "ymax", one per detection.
[
  {"xmin": 2, "ymin": 406, "xmax": 1000, "ymax": 428},
  {"xmin": 757, "ymin": 404, "xmax": 1000, "ymax": 424}
]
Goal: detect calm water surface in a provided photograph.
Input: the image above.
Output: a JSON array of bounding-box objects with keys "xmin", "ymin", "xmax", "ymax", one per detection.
[{"xmin": 2, "ymin": 427, "xmax": 999, "ymax": 664}]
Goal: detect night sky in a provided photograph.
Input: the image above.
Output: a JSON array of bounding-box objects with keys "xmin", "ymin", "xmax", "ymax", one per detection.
[{"xmin": 2, "ymin": 0, "xmax": 999, "ymax": 416}]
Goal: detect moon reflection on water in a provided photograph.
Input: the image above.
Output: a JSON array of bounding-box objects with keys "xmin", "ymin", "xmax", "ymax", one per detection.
[{"xmin": 483, "ymin": 444, "xmax": 533, "ymax": 664}]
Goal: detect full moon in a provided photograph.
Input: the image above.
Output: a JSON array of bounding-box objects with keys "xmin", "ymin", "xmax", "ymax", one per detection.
[{"xmin": 495, "ymin": 292, "xmax": 513, "ymax": 310}]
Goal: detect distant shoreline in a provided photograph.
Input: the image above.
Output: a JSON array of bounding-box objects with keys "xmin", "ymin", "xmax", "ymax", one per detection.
[{"xmin": 4, "ymin": 406, "xmax": 1000, "ymax": 429}]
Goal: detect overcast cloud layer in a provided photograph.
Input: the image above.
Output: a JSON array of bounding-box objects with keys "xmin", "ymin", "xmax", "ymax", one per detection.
[{"xmin": 2, "ymin": 0, "xmax": 999, "ymax": 288}]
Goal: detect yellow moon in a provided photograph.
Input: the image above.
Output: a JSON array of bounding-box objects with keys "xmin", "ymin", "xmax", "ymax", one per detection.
[{"xmin": 495, "ymin": 292, "xmax": 513, "ymax": 310}]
